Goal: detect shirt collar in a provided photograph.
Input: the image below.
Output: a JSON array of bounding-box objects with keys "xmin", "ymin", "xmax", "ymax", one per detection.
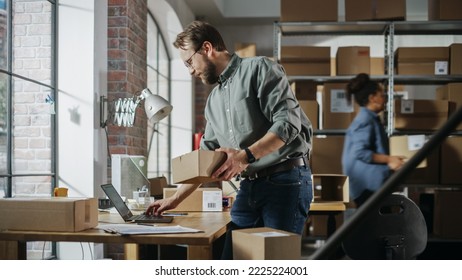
[
  {"xmin": 361, "ymin": 106, "xmax": 379, "ymax": 117},
  {"xmin": 217, "ymin": 53, "xmax": 241, "ymax": 85}
]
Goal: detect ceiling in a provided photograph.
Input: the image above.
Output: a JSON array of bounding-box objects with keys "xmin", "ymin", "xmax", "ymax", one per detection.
[{"xmin": 182, "ymin": 0, "xmax": 279, "ymax": 25}]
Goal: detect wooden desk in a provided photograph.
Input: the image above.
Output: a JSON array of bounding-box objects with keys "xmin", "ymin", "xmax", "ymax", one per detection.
[
  {"xmin": 309, "ymin": 201, "xmax": 346, "ymax": 237},
  {"xmin": 0, "ymin": 211, "xmax": 231, "ymax": 260}
]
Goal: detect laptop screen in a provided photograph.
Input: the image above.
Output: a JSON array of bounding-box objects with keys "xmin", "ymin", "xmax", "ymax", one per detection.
[{"xmin": 101, "ymin": 184, "xmax": 132, "ymax": 221}]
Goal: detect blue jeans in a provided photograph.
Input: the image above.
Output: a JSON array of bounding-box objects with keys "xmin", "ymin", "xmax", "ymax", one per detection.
[{"xmin": 221, "ymin": 165, "xmax": 313, "ymax": 259}]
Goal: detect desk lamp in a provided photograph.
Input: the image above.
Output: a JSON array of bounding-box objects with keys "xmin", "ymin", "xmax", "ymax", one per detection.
[{"xmin": 100, "ymin": 88, "xmax": 172, "ymax": 127}]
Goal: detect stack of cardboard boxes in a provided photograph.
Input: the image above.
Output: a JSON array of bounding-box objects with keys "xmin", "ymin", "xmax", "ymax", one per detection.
[
  {"xmin": 168, "ymin": 150, "xmax": 225, "ymax": 212},
  {"xmin": 281, "ymin": 0, "xmax": 462, "ymax": 22}
]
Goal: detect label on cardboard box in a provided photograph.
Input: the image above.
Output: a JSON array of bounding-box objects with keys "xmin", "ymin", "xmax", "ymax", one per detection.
[
  {"xmin": 400, "ymin": 99, "xmax": 414, "ymax": 114},
  {"xmin": 408, "ymin": 135, "xmax": 425, "ymax": 151},
  {"xmin": 330, "ymin": 89, "xmax": 353, "ymax": 113},
  {"xmin": 435, "ymin": 61, "xmax": 448, "ymax": 75},
  {"xmin": 252, "ymin": 232, "xmax": 290, "ymax": 237},
  {"xmin": 202, "ymin": 190, "xmax": 222, "ymax": 211}
]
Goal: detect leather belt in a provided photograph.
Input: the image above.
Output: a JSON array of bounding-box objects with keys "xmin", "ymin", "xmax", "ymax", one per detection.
[{"xmin": 241, "ymin": 156, "xmax": 308, "ymax": 180}]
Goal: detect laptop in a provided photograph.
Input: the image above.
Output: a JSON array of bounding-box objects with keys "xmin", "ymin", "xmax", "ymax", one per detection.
[{"xmin": 101, "ymin": 184, "xmax": 173, "ymax": 223}]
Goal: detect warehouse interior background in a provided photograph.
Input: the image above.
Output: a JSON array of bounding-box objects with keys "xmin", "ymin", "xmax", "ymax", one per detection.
[{"xmin": 0, "ymin": 0, "xmax": 461, "ymax": 260}]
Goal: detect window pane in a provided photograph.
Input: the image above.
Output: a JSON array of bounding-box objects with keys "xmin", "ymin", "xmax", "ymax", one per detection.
[
  {"xmin": 158, "ymin": 40, "xmax": 168, "ymax": 76},
  {"xmin": 147, "ymin": 66, "xmax": 158, "ymax": 93},
  {"xmin": 0, "ymin": 177, "xmax": 6, "ymax": 197},
  {"xmin": 12, "ymin": 76, "xmax": 52, "ymax": 178},
  {"xmin": 147, "ymin": 15, "xmax": 170, "ymax": 178},
  {"xmin": 0, "ymin": 73, "xmax": 8, "ymax": 175},
  {"xmin": 0, "ymin": 2, "xmax": 8, "ymax": 71},
  {"xmin": 12, "ymin": 174, "xmax": 52, "ymax": 196},
  {"xmin": 158, "ymin": 74, "xmax": 168, "ymax": 101},
  {"xmin": 147, "ymin": 17, "xmax": 158, "ymax": 70},
  {"xmin": 12, "ymin": 0, "xmax": 52, "ymax": 86}
]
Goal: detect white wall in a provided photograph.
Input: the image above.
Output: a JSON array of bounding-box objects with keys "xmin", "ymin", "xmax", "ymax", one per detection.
[{"xmin": 57, "ymin": 0, "xmax": 107, "ymax": 260}]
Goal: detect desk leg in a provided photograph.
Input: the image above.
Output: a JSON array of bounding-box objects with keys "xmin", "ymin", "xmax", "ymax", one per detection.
[
  {"xmin": 187, "ymin": 245, "xmax": 212, "ymax": 260},
  {"xmin": 124, "ymin": 243, "xmax": 139, "ymax": 260},
  {"xmin": 0, "ymin": 241, "xmax": 27, "ymax": 260}
]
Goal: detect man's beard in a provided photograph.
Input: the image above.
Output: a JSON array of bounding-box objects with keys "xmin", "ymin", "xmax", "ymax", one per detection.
[{"xmin": 201, "ymin": 59, "xmax": 219, "ymax": 85}]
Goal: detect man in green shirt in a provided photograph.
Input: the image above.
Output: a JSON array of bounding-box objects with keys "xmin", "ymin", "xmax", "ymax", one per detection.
[{"xmin": 146, "ymin": 21, "xmax": 313, "ymax": 259}]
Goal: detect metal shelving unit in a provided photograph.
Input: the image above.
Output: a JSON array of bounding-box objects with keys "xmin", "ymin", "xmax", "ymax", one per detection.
[{"xmin": 273, "ymin": 20, "xmax": 462, "ymax": 135}]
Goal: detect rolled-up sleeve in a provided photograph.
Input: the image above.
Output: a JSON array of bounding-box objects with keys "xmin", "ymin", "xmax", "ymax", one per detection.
[
  {"xmin": 259, "ymin": 62, "xmax": 301, "ymax": 144},
  {"xmin": 351, "ymin": 122, "xmax": 374, "ymax": 163}
]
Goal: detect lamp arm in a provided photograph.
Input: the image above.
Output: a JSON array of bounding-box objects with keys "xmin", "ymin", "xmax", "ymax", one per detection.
[{"xmin": 100, "ymin": 96, "xmax": 108, "ymax": 128}]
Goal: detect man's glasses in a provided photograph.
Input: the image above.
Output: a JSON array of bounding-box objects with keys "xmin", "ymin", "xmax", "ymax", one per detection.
[{"xmin": 184, "ymin": 44, "xmax": 202, "ymax": 69}]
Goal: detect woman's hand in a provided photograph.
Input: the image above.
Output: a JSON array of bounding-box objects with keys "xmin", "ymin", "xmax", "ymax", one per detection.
[{"xmin": 388, "ymin": 155, "xmax": 406, "ymax": 171}]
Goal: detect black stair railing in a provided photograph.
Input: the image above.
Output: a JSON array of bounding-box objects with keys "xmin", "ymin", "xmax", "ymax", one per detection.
[{"xmin": 310, "ymin": 105, "xmax": 462, "ymax": 260}]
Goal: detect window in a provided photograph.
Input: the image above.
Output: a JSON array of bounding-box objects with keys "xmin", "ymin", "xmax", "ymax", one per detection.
[
  {"xmin": 146, "ymin": 13, "xmax": 171, "ymax": 179},
  {"xmin": 0, "ymin": 0, "xmax": 56, "ymax": 198},
  {"xmin": 0, "ymin": 0, "xmax": 56, "ymax": 259}
]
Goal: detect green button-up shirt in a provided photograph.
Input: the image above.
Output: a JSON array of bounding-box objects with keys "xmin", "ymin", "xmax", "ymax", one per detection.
[{"xmin": 200, "ymin": 54, "xmax": 312, "ymax": 174}]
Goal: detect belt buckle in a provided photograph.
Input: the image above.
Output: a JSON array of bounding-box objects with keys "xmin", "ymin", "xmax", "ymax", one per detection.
[
  {"xmin": 240, "ymin": 171, "xmax": 258, "ymax": 181},
  {"xmin": 248, "ymin": 172, "xmax": 258, "ymax": 180}
]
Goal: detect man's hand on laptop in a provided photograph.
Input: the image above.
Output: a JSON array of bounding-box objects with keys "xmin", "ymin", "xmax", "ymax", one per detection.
[{"xmin": 145, "ymin": 197, "xmax": 178, "ymax": 216}]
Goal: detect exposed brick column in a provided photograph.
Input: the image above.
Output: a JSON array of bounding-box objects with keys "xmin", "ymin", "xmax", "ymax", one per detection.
[
  {"xmin": 107, "ymin": 0, "xmax": 148, "ymax": 156},
  {"xmin": 194, "ymin": 78, "xmax": 214, "ymax": 133}
]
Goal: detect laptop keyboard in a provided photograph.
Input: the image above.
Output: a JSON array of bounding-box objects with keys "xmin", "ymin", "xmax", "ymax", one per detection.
[
  {"xmin": 131, "ymin": 214, "xmax": 173, "ymax": 223},
  {"xmin": 133, "ymin": 214, "xmax": 156, "ymax": 220}
]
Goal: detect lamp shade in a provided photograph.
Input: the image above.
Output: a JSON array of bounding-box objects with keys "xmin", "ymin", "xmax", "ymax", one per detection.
[{"xmin": 140, "ymin": 88, "xmax": 173, "ymax": 122}]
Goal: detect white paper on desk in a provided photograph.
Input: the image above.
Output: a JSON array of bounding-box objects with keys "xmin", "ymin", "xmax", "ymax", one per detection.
[{"xmin": 97, "ymin": 224, "xmax": 203, "ymax": 235}]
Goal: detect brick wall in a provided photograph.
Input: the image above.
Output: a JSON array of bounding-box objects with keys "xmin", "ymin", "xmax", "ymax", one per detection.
[
  {"xmin": 194, "ymin": 77, "xmax": 214, "ymax": 134},
  {"xmin": 107, "ymin": 0, "xmax": 148, "ymax": 156},
  {"xmin": 106, "ymin": 0, "xmax": 148, "ymax": 260}
]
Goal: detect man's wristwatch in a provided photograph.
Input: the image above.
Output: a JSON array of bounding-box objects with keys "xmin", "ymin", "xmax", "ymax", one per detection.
[{"xmin": 244, "ymin": 147, "xmax": 256, "ymax": 164}]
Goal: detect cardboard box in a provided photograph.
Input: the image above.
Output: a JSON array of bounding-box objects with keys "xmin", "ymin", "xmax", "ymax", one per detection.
[
  {"xmin": 291, "ymin": 81, "xmax": 317, "ymax": 100},
  {"xmin": 280, "ymin": 0, "xmax": 337, "ymax": 22},
  {"xmin": 311, "ymin": 135, "xmax": 345, "ymax": 174},
  {"xmin": 389, "ymin": 135, "xmax": 427, "ymax": 168},
  {"xmin": 345, "ymin": 0, "xmax": 406, "ymax": 21},
  {"xmin": 428, "ymin": 0, "xmax": 462, "ymax": 20},
  {"xmin": 322, "ymin": 83, "xmax": 358, "ymax": 129},
  {"xmin": 312, "ymin": 174, "xmax": 349, "ymax": 203},
  {"xmin": 172, "ymin": 150, "xmax": 226, "ymax": 184},
  {"xmin": 371, "ymin": 57, "xmax": 385, "ymax": 75},
  {"xmin": 433, "ymin": 189, "xmax": 462, "ymax": 239},
  {"xmin": 232, "ymin": 227, "xmax": 301, "ymax": 260},
  {"xmin": 308, "ymin": 214, "xmax": 344, "ymax": 237},
  {"xmin": 299, "ymin": 100, "xmax": 319, "ymax": 130},
  {"xmin": 440, "ymin": 136, "xmax": 462, "ymax": 185},
  {"xmin": 336, "ymin": 46, "xmax": 371, "ymax": 75},
  {"xmin": 148, "ymin": 176, "xmax": 168, "ymax": 197},
  {"xmin": 450, "ymin": 43, "xmax": 462, "ymax": 75},
  {"xmin": 0, "ymin": 197, "xmax": 98, "ymax": 232},
  {"xmin": 163, "ymin": 187, "xmax": 223, "ymax": 212},
  {"xmin": 281, "ymin": 46, "xmax": 331, "ymax": 62},
  {"xmin": 235, "ymin": 42, "xmax": 256, "ymax": 58},
  {"xmin": 280, "ymin": 46, "xmax": 331, "ymax": 76},
  {"xmin": 402, "ymin": 142, "xmax": 440, "ymax": 185},
  {"xmin": 281, "ymin": 62, "xmax": 331, "ymax": 76},
  {"xmin": 436, "ymin": 83, "xmax": 462, "ymax": 130},
  {"xmin": 394, "ymin": 99, "xmax": 449, "ymax": 131},
  {"xmin": 395, "ymin": 47, "xmax": 449, "ymax": 75}
]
